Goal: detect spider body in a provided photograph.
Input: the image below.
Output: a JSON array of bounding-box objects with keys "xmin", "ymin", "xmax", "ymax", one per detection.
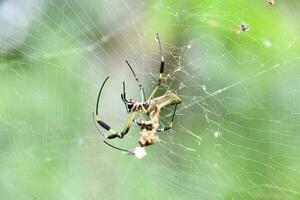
[
  {"xmin": 127, "ymin": 90, "xmax": 181, "ymax": 114},
  {"xmin": 93, "ymin": 33, "xmax": 181, "ymax": 155}
]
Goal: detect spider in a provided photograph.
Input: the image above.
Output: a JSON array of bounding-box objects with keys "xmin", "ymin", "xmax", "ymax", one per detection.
[{"xmin": 93, "ymin": 33, "xmax": 181, "ymax": 156}]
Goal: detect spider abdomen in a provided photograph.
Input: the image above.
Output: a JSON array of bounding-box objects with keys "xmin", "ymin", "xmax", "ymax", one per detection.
[{"xmin": 146, "ymin": 90, "xmax": 181, "ymax": 114}]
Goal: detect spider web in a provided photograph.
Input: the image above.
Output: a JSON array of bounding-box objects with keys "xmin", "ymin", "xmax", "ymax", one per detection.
[{"xmin": 1, "ymin": 0, "xmax": 300, "ymax": 199}]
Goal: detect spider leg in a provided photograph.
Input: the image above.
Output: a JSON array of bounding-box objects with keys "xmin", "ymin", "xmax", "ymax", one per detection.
[
  {"xmin": 94, "ymin": 76, "xmax": 136, "ymax": 139},
  {"xmin": 157, "ymin": 104, "xmax": 178, "ymax": 132},
  {"xmin": 120, "ymin": 82, "xmax": 147, "ymax": 127},
  {"xmin": 95, "ymin": 109, "xmax": 136, "ymax": 139},
  {"xmin": 103, "ymin": 140, "xmax": 134, "ymax": 155},
  {"xmin": 93, "ymin": 112, "xmax": 131, "ymax": 139},
  {"xmin": 148, "ymin": 33, "xmax": 164, "ymax": 100},
  {"xmin": 121, "ymin": 81, "xmax": 129, "ymax": 113},
  {"xmin": 125, "ymin": 60, "xmax": 146, "ymax": 102}
]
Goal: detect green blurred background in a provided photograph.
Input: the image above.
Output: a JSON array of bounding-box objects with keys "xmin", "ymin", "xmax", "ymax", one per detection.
[{"xmin": 1, "ymin": 0, "xmax": 300, "ymax": 199}]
